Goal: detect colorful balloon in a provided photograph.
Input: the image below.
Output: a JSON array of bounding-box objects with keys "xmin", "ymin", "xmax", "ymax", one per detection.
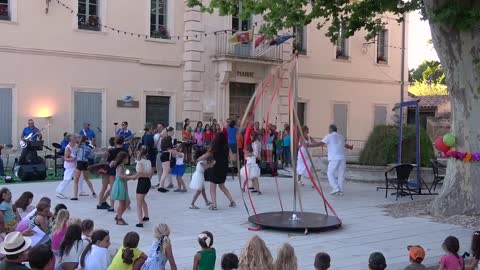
[
  {"xmin": 435, "ymin": 137, "xmax": 451, "ymax": 153},
  {"xmin": 443, "ymin": 133, "xmax": 457, "ymax": 147}
]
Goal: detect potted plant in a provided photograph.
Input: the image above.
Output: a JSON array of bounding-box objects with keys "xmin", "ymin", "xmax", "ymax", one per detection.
[
  {"xmin": 0, "ymin": 5, "xmax": 9, "ymax": 20},
  {"xmin": 151, "ymin": 25, "xmax": 170, "ymax": 39},
  {"xmin": 78, "ymin": 15, "xmax": 100, "ymax": 31}
]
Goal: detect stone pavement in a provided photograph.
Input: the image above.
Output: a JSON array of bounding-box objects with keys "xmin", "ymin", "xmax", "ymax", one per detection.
[{"xmin": 5, "ymin": 174, "xmax": 472, "ymax": 270}]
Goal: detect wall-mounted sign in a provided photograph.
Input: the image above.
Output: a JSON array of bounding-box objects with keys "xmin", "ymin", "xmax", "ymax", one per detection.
[
  {"xmin": 203, "ymin": 112, "xmax": 214, "ymax": 122},
  {"xmin": 117, "ymin": 100, "xmax": 139, "ymax": 108},
  {"xmin": 236, "ymin": 71, "xmax": 254, "ymax": 78}
]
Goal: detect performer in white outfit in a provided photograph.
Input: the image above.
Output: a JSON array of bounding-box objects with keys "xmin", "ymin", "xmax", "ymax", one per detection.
[{"xmin": 309, "ymin": 124, "xmax": 353, "ymax": 196}]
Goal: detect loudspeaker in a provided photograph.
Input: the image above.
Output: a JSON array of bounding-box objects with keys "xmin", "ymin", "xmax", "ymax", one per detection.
[{"xmin": 17, "ymin": 164, "xmax": 47, "ymax": 181}]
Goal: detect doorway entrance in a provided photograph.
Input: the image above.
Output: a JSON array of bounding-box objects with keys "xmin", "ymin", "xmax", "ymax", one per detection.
[
  {"xmin": 229, "ymin": 82, "xmax": 255, "ymax": 121},
  {"xmin": 146, "ymin": 96, "xmax": 170, "ymax": 127},
  {"xmin": 74, "ymin": 91, "xmax": 102, "ymax": 146}
]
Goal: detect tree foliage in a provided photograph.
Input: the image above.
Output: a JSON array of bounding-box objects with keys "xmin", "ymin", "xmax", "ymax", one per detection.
[
  {"xmin": 409, "ymin": 60, "xmax": 445, "ymax": 84},
  {"xmin": 408, "ymin": 60, "xmax": 447, "ymax": 96},
  {"xmin": 186, "ymin": 0, "xmax": 480, "ymax": 42}
]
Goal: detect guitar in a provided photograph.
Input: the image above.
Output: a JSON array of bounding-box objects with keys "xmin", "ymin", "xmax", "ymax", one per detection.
[
  {"xmin": 123, "ymin": 132, "xmax": 137, "ymax": 144},
  {"xmin": 19, "ymin": 128, "xmax": 45, "ymax": 149}
]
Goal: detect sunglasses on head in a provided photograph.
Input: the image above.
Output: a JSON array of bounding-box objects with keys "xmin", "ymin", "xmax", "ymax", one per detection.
[{"xmin": 474, "ymin": 231, "xmax": 480, "ymax": 236}]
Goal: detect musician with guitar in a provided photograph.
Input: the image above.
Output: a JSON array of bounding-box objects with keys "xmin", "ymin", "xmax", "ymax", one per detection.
[
  {"xmin": 115, "ymin": 121, "xmax": 134, "ymax": 151},
  {"xmin": 19, "ymin": 119, "xmax": 43, "ymax": 165},
  {"xmin": 79, "ymin": 122, "xmax": 96, "ymax": 147}
]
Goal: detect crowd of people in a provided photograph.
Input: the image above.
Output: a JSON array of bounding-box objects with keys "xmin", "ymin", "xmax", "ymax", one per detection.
[{"xmin": 0, "ymin": 187, "xmax": 478, "ymax": 270}]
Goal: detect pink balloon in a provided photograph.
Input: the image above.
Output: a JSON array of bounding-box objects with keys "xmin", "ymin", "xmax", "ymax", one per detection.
[{"xmin": 435, "ymin": 137, "xmax": 450, "ymax": 153}]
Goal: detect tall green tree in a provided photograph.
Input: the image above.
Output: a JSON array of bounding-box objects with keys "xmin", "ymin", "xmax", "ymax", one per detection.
[
  {"xmin": 409, "ymin": 60, "xmax": 445, "ymax": 84},
  {"xmin": 187, "ymin": 0, "xmax": 480, "ymax": 217},
  {"xmin": 409, "ymin": 60, "xmax": 447, "ymax": 96}
]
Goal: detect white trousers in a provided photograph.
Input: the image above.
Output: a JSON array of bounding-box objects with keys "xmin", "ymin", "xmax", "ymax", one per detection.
[
  {"xmin": 327, "ymin": 159, "xmax": 346, "ymax": 192},
  {"xmin": 56, "ymin": 168, "xmax": 75, "ymax": 194},
  {"xmin": 55, "ymin": 168, "xmax": 85, "ymax": 194}
]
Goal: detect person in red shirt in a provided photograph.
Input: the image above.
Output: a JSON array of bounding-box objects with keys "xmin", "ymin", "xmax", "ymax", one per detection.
[{"xmin": 203, "ymin": 124, "xmax": 213, "ymax": 147}]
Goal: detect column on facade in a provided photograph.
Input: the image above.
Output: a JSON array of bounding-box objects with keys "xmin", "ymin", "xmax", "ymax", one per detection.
[{"xmin": 183, "ymin": 5, "xmax": 205, "ymax": 123}]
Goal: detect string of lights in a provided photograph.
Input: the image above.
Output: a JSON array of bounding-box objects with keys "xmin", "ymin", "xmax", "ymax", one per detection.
[{"xmin": 54, "ymin": 0, "xmax": 277, "ymax": 41}]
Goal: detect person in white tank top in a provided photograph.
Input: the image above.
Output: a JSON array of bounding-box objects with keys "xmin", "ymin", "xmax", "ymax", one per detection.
[{"xmin": 56, "ymin": 135, "xmax": 78, "ymax": 199}]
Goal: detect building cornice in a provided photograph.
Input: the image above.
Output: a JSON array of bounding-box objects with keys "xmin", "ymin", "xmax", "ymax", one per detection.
[
  {"xmin": 0, "ymin": 45, "xmax": 182, "ymax": 67},
  {"xmin": 298, "ymin": 72, "xmax": 400, "ymax": 85}
]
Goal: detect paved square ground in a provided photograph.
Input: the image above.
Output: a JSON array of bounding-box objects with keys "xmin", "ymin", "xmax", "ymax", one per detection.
[{"xmin": 6, "ymin": 174, "xmax": 472, "ymax": 269}]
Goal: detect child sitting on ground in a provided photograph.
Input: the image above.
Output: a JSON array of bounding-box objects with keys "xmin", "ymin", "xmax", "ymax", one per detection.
[
  {"xmin": 0, "ymin": 188, "xmax": 19, "ymax": 233},
  {"xmin": 108, "ymin": 231, "xmax": 147, "ymax": 270},
  {"xmin": 221, "ymin": 253, "xmax": 239, "ymax": 270},
  {"xmin": 81, "ymin": 219, "xmax": 94, "ymax": 243},
  {"xmin": 439, "ymin": 236, "xmax": 464, "ymax": 270},
  {"xmin": 314, "ymin": 252, "xmax": 331, "ymax": 270},
  {"xmin": 193, "ymin": 231, "xmax": 216, "ymax": 270},
  {"xmin": 141, "ymin": 223, "xmax": 177, "ymax": 270},
  {"xmin": 466, "ymin": 231, "xmax": 480, "ymax": 270},
  {"xmin": 404, "ymin": 245, "xmax": 426, "ymax": 270}
]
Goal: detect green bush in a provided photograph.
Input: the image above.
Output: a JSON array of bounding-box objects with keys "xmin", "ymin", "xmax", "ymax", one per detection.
[{"xmin": 359, "ymin": 125, "xmax": 434, "ymax": 167}]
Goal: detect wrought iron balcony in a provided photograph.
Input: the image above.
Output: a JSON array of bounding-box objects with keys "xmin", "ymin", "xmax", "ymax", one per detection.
[{"xmin": 214, "ymin": 32, "xmax": 284, "ymax": 62}]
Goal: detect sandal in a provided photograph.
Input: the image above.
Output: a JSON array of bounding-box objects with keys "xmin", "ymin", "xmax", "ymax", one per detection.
[
  {"xmin": 189, "ymin": 205, "xmax": 200, "ymax": 209},
  {"xmin": 229, "ymin": 202, "xmax": 236, "ymax": 208},
  {"xmin": 206, "ymin": 201, "xmax": 212, "ymax": 206},
  {"xmin": 208, "ymin": 206, "xmax": 218, "ymax": 210},
  {"xmin": 116, "ymin": 218, "xmax": 128, "ymax": 226}
]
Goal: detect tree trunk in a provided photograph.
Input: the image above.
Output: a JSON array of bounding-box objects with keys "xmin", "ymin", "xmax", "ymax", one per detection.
[{"xmin": 424, "ymin": 1, "xmax": 480, "ymax": 216}]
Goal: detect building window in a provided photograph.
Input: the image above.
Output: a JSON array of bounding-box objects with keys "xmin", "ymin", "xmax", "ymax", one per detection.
[
  {"xmin": 377, "ymin": 30, "xmax": 388, "ymax": 64},
  {"xmin": 297, "ymin": 102, "xmax": 306, "ymax": 126},
  {"xmin": 374, "ymin": 105, "xmax": 387, "ymax": 126},
  {"xmin": 336, "ymin": 23, "xmax": 349, "ymax": 60},
  {"xmin": 0, "ymin": 0, "xmax": 9, "ymax": 21},
  {"xmin": 150, "ymin": 0, "xmax": 169, "ymax": 39},
  {"xmin": 232, "ymin": 3, "xmax": 250, "ymax": 32},
  {"xmin": 78, "ymin": 0, "xmax": 100, "ymax": 31},
  {"xmin": 293, "ymin": 26, "xmax": 307, "ymax": 55}
]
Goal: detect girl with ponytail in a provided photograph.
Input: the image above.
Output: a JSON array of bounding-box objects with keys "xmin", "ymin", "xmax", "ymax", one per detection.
[
  {"xmin": 109, "ymin": 231, "xmax": 147, "ymax": 270},
  {"xmin": 80, "ymin": 230, "xmax": 111, "ymax": 270},
  {"xmin": 141, "ymin": 224, "xmax": 177, "ymax": 270}
]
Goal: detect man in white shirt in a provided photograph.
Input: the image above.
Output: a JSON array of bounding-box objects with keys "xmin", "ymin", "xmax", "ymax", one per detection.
[{"xmin": 310, "ymin": 124, "xmax": 353, "ymax": 196}]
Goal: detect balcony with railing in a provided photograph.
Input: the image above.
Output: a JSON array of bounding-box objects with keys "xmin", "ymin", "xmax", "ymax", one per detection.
[{"xmin": 214, "ymin": 31, "xmax": 284, "ymax": 63}]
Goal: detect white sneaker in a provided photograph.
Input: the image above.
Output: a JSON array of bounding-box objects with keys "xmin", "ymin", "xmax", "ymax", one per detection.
[
  {"xmin": 338, "ymin": 192, "xmax": 344, "ymax": 196},
  {"xmin": 56, "ymin": 193, "xmax": 67, "ymax": 199},
  {"xmin": 79, "ymin": 192, "xmax": 89, "ymax": 196},
  {"xmin": 330, "ymin": 190, "xmax": 339, "ymax": 195}
]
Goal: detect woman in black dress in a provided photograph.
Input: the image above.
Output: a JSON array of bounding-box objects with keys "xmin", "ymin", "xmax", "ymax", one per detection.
[{"xmin": 198, "ymin": 132, "xmax": 236, "ymax": 210}]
